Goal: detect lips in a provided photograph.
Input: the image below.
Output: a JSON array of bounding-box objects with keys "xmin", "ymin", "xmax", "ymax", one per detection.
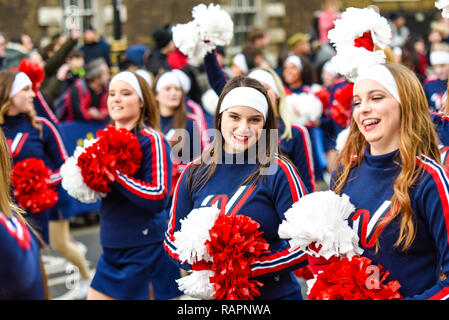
[
  {"xmin": 233, "ymin": 134, "xmax": 249, "ymax": 143},
  {"xmin": 362, "ymin": 118, "xmax": 380, "ymax": 131}
]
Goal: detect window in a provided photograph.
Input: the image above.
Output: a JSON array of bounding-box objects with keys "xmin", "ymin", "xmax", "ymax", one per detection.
[
  {"xmin": 62, "ymin": 0, "xmax": 96, "ymax": 32},
  {"xmin": 229, "ymin": 0, "xmax": 260, "ymax": 47}
]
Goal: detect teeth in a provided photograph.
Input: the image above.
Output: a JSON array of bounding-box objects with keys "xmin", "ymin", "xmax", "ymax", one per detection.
[{"xmin": 363, "ymin": 119, "xmax": 380, "ymax": 126}]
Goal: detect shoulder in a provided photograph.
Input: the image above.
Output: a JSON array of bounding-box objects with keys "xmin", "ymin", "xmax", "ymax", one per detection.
[
  {"xmin": 423, "ymin": 76, "xmax": 439, "ymax": 86},
  {"xmin": 415, "ymin": 155, "xmax": 449, "ymax": 191},
  {"xmin": 139, "ymin": 127, "xmax": 169, "ymax": 149}
]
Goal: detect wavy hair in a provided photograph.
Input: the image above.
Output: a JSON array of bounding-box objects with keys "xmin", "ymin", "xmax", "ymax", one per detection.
[{"xmin": 332, "ymin": 62, "xmax": 441, "ymax": 251}]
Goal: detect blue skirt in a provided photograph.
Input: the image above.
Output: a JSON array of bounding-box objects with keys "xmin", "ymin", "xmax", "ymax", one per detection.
[{"xmin": 91, "ymin": 241, "xmax": 182, "ymax": 300}]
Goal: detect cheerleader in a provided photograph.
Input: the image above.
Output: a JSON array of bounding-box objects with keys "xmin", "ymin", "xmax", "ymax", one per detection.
[
  {"xmin": 87, "ymin": 71, "xmax": 182, "ymax": 300},
  {"xmin": 0, "ymin": 127, "xmax": 46, "ymax": 299},
  {"xmin": 154, "ymin": 71, "xmax": 206, "ymax": 195},
  {"xmin": 203, "ymin": 49, "xmax": 315, "ymax": 192},
  {"xmin": 331, "ymin": 62, "xmax": 449, "ymax": 299},
  {"xmin": 0, "ymin": 70, "xmax": 93, "ymax": 299},
  {"xmin": 165, "ymin": 76, "xmax": 309, "ymax": 300}
]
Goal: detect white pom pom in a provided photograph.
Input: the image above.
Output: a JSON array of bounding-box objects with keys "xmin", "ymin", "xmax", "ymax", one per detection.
[
  {"xmin": 286, "ymin": 93, "xmax": 323, "ymax": 126},
  {"xmin": 201, "ymin": 88, "xmax": 219, "ymax": 116},
  {"xmin": 279, "ymin": 190, "xmax": 363, "ymax": 260},
  {"xmin": 336, "ymin": 127, "xmax": 350, "ymax": 152},
  {"xmin": 172, "ymin": 21, "xmax": 215, "ymax": 60},
  {"xmin": 176, "ymin": 270, "xmax": 215, "ymax": 299},
  {"xmin": 328, "ymin": 7, "xmax": 392, "ymax": 81},
  {"xmin": 192, "ymin": 3, "xmax": 234, "ymax": 46},
  {"xmin": 330, "ymin": 46, "xmax": 386, "ymax": 82},
  {"xmin": 60, "ymin": 138, "xmax": 106, "ymax": 204},
  {"xmin": 436, "ymin": 1, "xmax": 449, "ymax": 18},
  {"xmin": 173, "ymin": 206, "xmax": 220, "ymax": 264}
]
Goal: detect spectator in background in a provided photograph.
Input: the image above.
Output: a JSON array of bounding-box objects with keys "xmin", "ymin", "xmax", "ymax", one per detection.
[
  {"xmin": 145, "ymin": 27, "xmax": 176, "ymax": 77},
  {"xmin": 80, "ymin": 25, "xmax": 111, "ymax": 67},
  {"xmin": 247, "ymin": 27, "xmax": 271, "ymax": 50},
  {"xmin": 0, "ymin": 32, "xmax": 6, "ymax": 70},
  {"xmin": 57, "ymin": 58, "xmax": 109, "ymax": 122},
  {"xmin": 125, "ymin": 43, "xmax": 149, "ymax": 68},
  {"xmin": 287, "ymin": 32, "xmax": 317, "ymax": 85},
  {"xmin": 318, "ymin": 0, "xmax": 341, "ymax": 44},
  {"xmin": 5, "ymin": 33, "xmax": 33, "ymax": 68},
  {"xmin": 389, "ymin": 13, "xmax": 410, "ymax": 48}
]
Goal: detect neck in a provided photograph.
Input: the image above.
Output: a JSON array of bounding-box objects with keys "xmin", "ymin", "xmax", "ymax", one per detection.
[
  {"xmin": 115, "ymin": 120, "xmax": 138, "ymax": 131},
  {"xmin": 159, "ymin": 105, "xmax": 176, "ymax": 117},
  {"xmin": 289, "ymin": 80, "xmax": 303, "ymax": 89},
  {"xmin": 6, "ymin": 107, "xmax": 20, "ymax": 116},
  {"xmin": 369, "ymin": 140, "xmax": 400, "ymax": 156}
]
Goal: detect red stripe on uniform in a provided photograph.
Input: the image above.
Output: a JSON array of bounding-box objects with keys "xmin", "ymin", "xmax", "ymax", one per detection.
[
  {"xmin": 292, "ymin": 124, "xmax": 316, "ymax": 192},
  {"xmin": 429, "ymin": 286, "xmax": 449, "ymax": 300},
  {"xmin": 417, "ymin": 158, "xmax": 449, "ymax": 247}
]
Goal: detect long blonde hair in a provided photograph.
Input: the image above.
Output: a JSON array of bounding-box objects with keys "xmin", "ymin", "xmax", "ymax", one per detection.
[
  {"xmin": 0, "ymin": 70, "xmax": 42, "ymax": 135},
  {"xmin": 332, "ymin": 62, "xmax": 441, "ymax": 251}
]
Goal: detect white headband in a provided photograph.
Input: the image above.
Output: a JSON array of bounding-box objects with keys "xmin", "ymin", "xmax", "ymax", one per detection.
[
  {"xmin": 110, "ymin": 71, "xmax": 144, "ymax": 101},
  {"xmin": 136, "ymin": 69, "xmax": 153, "ymax": 88},
  {"xmin": 232, "ymin": 53, "xmax": 249, "ymax": 74},
  {"xmin": 284, "ymin": 55, "xmax": 303, "ymax": 70},
  {"xmin": 354, "ymin": 64, "xmax": 401, "ymax": 104},
  {"xmin": 430, "ymin": 51, "xmax": 449, "ymax": 66},
  {"xmin": 9, "ymin": 72, "xmax": 32, "ymax": 98},
  {"xmin": 172, "ymin": 69, "xmax": 191, "ymax": 93},
  {"xmin": 155, "ymin": 71, "xmax": 181, "ymax": 93},
  {"xmin": 248, "ymin": 69, "xmax": 281, "ymax": 97},
  {"xmin": 219, "ymin": 87, "xmax": 268, "ymax": 120}
]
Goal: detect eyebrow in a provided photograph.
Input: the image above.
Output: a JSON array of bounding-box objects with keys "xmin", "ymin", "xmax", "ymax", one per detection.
[
  {"xmin": 228, "ymin": 111, "xmax": 263, "ymax": 119},
  {"xmin": 353, "ymin": 89, "xmax": 387, "ymax": 98}
]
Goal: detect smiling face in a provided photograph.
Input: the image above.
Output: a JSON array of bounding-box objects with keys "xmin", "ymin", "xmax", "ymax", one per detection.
[
  {"xmin": 282, "ymin": 62, "xmax": 301, "ymax": 86},
  {"xmin": 352, "ymin": 79, "xmax": 401, "ymax": 155},
  {"xmin": 107, "ymin": 80, "xmax": 143, "ymax": 130},
  {"xmin": 8, "ymin": 85, "xmax": 35, "ymax": 116},
  {"xmin": 220, "ymin": 106, "xmax": 265, "ymax": 154}
]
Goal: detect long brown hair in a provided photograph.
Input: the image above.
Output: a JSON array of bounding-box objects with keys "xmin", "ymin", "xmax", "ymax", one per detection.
[
  {"xmin": 332, "ymin": 62, "xmax": 441, "ymax": 251},
  {"xmin": 0, "ymin": 70, "xmax": 42, "ymax": 135},
  {"xmin": 186, "ymin": 76, "xmax": 282, "ymax": 195}
]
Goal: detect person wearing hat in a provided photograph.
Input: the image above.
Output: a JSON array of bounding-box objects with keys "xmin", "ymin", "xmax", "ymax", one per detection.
[
  {"xmin": 286, "ymin": 33, "xmax": 317, "ymax": 85},
  {"xmin": 80, "ymin": 25, "xmax": 111, "ymax": 67},
  {"xmin": 145, "ymin": 27, "xmax": 176, "ymax": 77}
]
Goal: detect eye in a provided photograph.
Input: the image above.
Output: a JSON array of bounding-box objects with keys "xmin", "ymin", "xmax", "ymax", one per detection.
[
  {"xmin": 352, "ymin": 101, "xmax": 361, "ymax": 108},
  {"xmin": 230, "ymin": 114, "xmax": 239, "ymax": 120},
  {"xmin": 372, "ymin": 95, "xmax": 384, "ymax": 101},
  {"xmin": 250, "ymin": 118, "xmax": 262, "ymax": 123}
]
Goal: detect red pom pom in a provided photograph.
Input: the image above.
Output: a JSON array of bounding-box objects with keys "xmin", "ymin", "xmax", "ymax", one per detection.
[
  {"xmin": 77, "ymin": 126, "xmax": 143, "ymax": 193},
  {"xmin": 17, "ymin": 59, "xmax": 45, "ymax": 93},
  {"xmin": 330, "ymin": 83, "xmax": 354, "ymax": 128},
  {"xmin": 308, "ymin": 256, "xmax": 403, "ymax": 300},
  {"xmin": 205, "ymin": 213, "xmax": 270, "ymax": 300},
  {"xmin": 11, "ymin": 158, "xmax": 58, "ymax": 214}
]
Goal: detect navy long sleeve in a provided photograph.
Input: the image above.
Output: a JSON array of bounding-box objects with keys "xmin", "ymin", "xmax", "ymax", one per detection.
[
  {"xmin": 0, "ymin": 211, "xmax": 44, "ymax": 300},
  {"xmin": 332, "ymin": 147, "xmax": 449, "ymax": 300},
  {"xmin": 99, "ymin": 127, "xmax": 172, "ymax": 248},
  {"xmin": 165, "ymin": 152, "xmax": 309, "ymax": 300}
]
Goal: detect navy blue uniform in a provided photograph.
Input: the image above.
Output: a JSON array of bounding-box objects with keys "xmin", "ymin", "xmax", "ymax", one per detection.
[
  {"xmin": 91, "ymin": 126, "xmax": 182, "ymax": 299},
  {"xmin": 165, "ymin": 152, "xmax": 309, "ymax": 300},
  {"xmin": 1, "ymin": 114, "xmax": 68, "ymax": 243},
  {"xmin": 424, "ymin": 77, "xmax": 447, "ymax": 112},
  {"xmin": 0, "ymin": 210, "xmax": 44, "ymax": 299},
  {"xmin": 332, "ymin": 147, "xmax": 449, "ymax": 299}
]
